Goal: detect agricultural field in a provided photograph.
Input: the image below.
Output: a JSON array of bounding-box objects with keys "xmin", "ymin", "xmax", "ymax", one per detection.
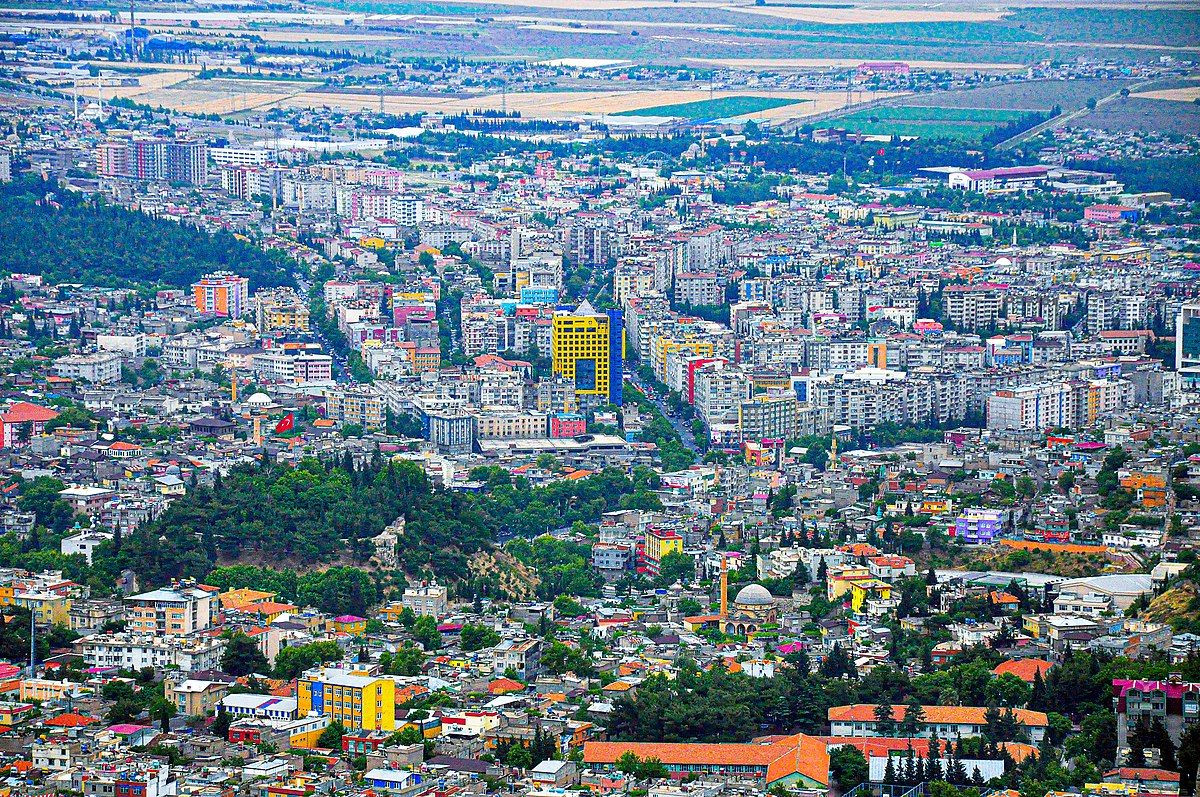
[
  {"xmin": 614, "ymin": 95, "xmax": 806, "ymax": 120},
  {"xmin": 1073, "ymin": 96, "xmax": 1200, "ymax": 136},
  {"xmin": 262, "ymin": 88, "xmax": 856, "ymax": 121},
  {"xmin": 119, "ymin": 77, "xmax": 323, "ymax": 115},
  {"xmin": 304, "ymin": 2, "xmax": 1200, "ymax": 63},
  {"xmin": 832, "ymin": 105, "xmax": 1037, "ymax": 141},
  {"xmin": 897, "ymin": 78, "xmax": 1134, "ymax": 113}
]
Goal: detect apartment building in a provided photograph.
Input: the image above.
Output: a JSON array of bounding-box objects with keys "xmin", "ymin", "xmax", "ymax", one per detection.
[
  {"xmin": 193, "ymin": 272, "xmax": 250, "ymax": 317},
  {"xmin": 1113, "ymin": 676, "xmax": 1200, "ymax": 751},
  {"xmin": 326, "ymin": 386, "xmax": 385, "ymax": 430},
  {"xmin": 492, "ymin": 638, "xmax": 543, "ymax": 680},
  {"xmin": 475, "ymin": 411, "xmax": 548, "ymax": 440},
  {"xmin": 739, "ymin": 394, "xmax": 800, "ymax": 442},
  {"xmin": 401, "ymin": 581, "xmax": 449, "ymax": 618},
  {"xmin": 693, "ymin": 362, "xmax": 751, "ymax": 427},
  {"xmin": 124, "ymin": 580, "xmax": 219, "ymax": 636},
  {"xmin": 81, "ymin": 632, "xmax": 226, "ymax": 671},
  {"xmin": 251, "ymin": 352, "xmax": 334, "ymax": 384},
  {"xmin": 54, "ymin": 352, "xmax": 122, "ymax": 384},
  {"xmin": 943, "ymin": 284, "xmax": 1004, "ymax": 331},
  {"xmin": 256, "ymin": 288, "xmax": 311, "ymax": 333},
  {"xmin": 298, "ymin": 667, "xmax": 396, "ymax": 732},
  {"xmin": 987, "ymin": 381, "xmax": 1078, "ymax": 431}
]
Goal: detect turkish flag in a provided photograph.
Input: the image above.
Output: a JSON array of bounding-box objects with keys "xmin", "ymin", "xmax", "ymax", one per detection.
[{"xmin": 275, "ymin": 413, "xmax": 295, "ymax": 434}]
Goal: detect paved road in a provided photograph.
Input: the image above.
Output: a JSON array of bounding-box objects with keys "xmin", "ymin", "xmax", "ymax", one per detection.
[
  {"xmin": 995, "ymin": 79, "xmax": 1156, "ymax": 150},
  {"xmin": 627, "ymin": 373, "xmax": 700, "ymax": 453}
]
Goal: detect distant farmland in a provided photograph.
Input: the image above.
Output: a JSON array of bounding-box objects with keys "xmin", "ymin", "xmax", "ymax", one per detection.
[
  {"xmin": 615, "ymin": 95, "xmax": 807, "ymax": 120},
  {"xmin": 832, "ymin": 105, "xmax": 1040, "ymax": 141}
]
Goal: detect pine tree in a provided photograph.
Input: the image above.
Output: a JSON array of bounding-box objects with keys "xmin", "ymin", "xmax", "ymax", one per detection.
[
  {"xmin": 1029, "ymin": 668, "xmax": 1046, "ymax": 711},
  {"xmin": 883, "ymin": 756, "xmax": 897, "ymax": 785},
  {"xmin": 947, "ymin": 743, "xmax": 967, "ymax": 784},
  {"xmin": 926, "ymin": 732, "xmax": 943, "ymax": 782}
]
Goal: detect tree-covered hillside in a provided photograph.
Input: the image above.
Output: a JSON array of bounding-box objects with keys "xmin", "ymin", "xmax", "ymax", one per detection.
[
  {"xmin": 88, "ymin": 456, "xmax": 640, "ymax": 587},
  {"xmin": 0, "ymin": 178, "xmax": 295, "ymax": 289}
]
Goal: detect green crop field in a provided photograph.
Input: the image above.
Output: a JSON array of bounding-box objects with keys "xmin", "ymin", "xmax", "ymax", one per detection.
[
  {"xmin": 832, "ymin": 105, "xmax": 1041, "ymax": 141},
  {"xmin": 615, "ymin": 96, "xmax": 807, "ymax": 120}
]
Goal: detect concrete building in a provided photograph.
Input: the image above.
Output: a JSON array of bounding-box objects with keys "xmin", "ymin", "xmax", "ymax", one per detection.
[
  {"xmin": 326, "ymin": 386, "xmax": 384, "ymax": 430},
  {"xmin": 193, "ymin": 272, "xmax": 250, "ymax": 318},
  {"xmin": 402, "ymin": 581, "xmax": 448, "ymax": 618},
  {"xmin": 1177, "ymin": 303, "xmax": 1200, "ymax": 388},
  {"xmin": 1114, "ymin": 676, "xmax": 1200, "ymax": 752},
  {"xmin": 55, "ymin": 352, "xmax": 122, "ymax": 384},
  {"xmin": 551, "ymin": 301, "xmax": 623, "ymax": 408},
  {"xmin": 987, "ymin": 381, "xmax": 1077, "ymax": 431},
  {"xmin": 829, "ymin": 704, "xmax": 1048, "ymax": 745},
  {"xmin": 124, "ymin": 580, "xmax": 219, "ymax": 636}
]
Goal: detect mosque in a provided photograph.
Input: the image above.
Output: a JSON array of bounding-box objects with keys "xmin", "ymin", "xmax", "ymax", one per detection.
[{"xmin": 682, "ymin": 557, "xmax": 777, "ymax": 636}]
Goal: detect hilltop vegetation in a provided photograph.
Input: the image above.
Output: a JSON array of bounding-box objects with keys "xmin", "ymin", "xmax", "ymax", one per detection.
[
  {"xmin": 84, "ymin": 456, "xmax": 642, "ymax": 588},
  {"xmin": 0, "ymin": 177, "xmax": 295, "ymax": 290},
  {"xmin": 961, "ymin": 546, "xmax": 1112, "ymax": 579},
  {"xmin": 1143, "ymin": 582, "xmax": 1200, "ymax": 632}
]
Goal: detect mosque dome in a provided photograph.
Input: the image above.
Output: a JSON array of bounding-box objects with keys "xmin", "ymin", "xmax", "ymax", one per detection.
[{"xmin": 734, "ymin": 584, "xmax": 774, "ymax": 606}]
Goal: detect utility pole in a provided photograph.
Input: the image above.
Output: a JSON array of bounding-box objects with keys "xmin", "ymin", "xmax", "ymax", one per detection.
[
  {"xmin": 128, "ymin": 0, "xmax": 137, "ymax": 61},
  {"xmin": 28, "ymin": 609, "xmax": 35, "ymax": 677}
]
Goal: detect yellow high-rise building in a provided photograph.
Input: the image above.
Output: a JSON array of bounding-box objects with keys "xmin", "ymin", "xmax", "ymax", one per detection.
[
  {"xmin": 551, "ymin": 301, "xmax": 624, "ymax": 407},
  {"xmin": 297, "ymin": 668, "xmax": 395, "ymax": 732}
]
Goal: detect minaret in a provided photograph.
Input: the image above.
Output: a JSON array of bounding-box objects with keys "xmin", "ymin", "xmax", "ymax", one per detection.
[
  {"xmin": 829, "ymin": 435, "xmax": 839, "ymax": 471},
  {"xmin": 719, "ymin": 556, "xmax": 728, "ymax": 621}
]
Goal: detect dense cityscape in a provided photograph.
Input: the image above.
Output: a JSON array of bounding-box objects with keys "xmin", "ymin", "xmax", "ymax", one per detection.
[{"xmin": 0, "ymin": 3, "xmax": 1198, "ymax": 797}]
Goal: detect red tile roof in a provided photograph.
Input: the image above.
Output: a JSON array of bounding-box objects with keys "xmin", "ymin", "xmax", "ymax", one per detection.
[
  {"xmin": 1, "ymin": 402, "xmax": 58, "ymax": 424},
  {"xmin": 44, "ymin": 713, "xmax": 98, "ymax": 727},
  {"xmin": 829, "ymin": 704, "xmax": 1049, "ymax": 727},
  {"xmin": 584, "ymin": 734, "xmax": 829, "ymax": 786},
  {"xmin": 993, "ymin": 659, "xmax": 1053, "ymax": 683},
  {"xmin": 1107, "ymin": 768, "xmax": 1180, "ymax": 782},
  {"xmin": 488, "ymin": 678, "xmax": 525, "ymax": 695}
]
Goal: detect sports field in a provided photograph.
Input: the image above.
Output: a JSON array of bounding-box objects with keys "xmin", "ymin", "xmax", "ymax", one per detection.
[{"xmin": 615, "ymin": 95, "xmax": 807, "ymax": 120}]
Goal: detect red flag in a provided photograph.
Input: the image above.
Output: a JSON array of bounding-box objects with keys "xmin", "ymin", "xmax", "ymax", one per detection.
[{"xmin": 274, "ymin": 413, "xmax": 295, "ymax": 434}]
